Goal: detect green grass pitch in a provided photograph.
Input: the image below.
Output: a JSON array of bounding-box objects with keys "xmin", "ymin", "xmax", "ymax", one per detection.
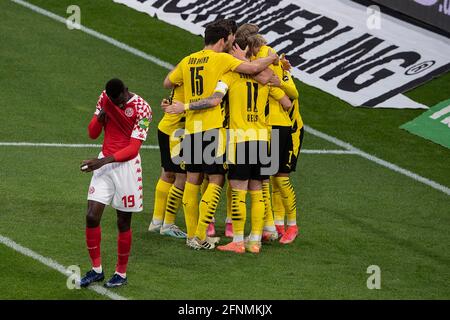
[{"xmin": 0, "ymin": 0, "xmax": 449, "ymax": 299}]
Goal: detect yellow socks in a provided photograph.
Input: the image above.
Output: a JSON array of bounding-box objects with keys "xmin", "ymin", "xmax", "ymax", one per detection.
[
  {"xmin": 152, "ymin": 179, "xmax": 172, "ymax": 225},
  {"xmin": 262, "ymin": 181, "xmax": 276, "ymax": 232},
  {"xmin": 273, "ymin": 176, "xmax": 297, "ymax": 226},
  {"xmin": 195, "ymin": 183, "xmax": 222, "ymax": 240},
  {"xmin": 226, "ymin": 183, "xmax": 232, "ymax": 224},
  {"xmin": 163, "ymin": 185, "xmax": 184, "ymax": 227},
  {"xmin": 182, "ymin": 182, "xmax": 200, "ymax": 239},
  {"xmin": 271, "ymin": 177, "xmax": 285, "ymax": 226},
  {"xmin": 231, "ymin": 189, "xmax": 247, "ymax": 242},
  {"xmin": 249, "ymin": 190, "xmax": 265, "ymax": 241}
]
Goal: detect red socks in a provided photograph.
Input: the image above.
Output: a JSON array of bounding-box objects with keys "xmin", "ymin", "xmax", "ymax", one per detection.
[
  {"xmin": 86, "ymin": 226, "xmax": 102, "ymax": 268},
  {"xmin": 86, "ymin": 227, "xmax": 132, "ymax": 275},
  {"xmin": 116, "ymin": 229, "xmax": 132, "ymax": 274}
]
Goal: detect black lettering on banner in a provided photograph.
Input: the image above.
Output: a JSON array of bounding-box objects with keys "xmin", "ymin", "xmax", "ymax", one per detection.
[
  {"xmin": 126, "ymin": 0, "xmax": 450, "ymax": 108},
  {"xmin": 270, "ymin": 16, "xmax": 339, "ymax": 67},
  {"xmin": 298, "ymin": 34, "xmax": 372, "ymax": 71},
  {"xmin": 152, "ymin": 0, "xmax": 200, "ymax": 12},
  {"xmin": 242, "ymin": 0, "xmax": 287, "ymax": 26},
  {"xmin": 257, "ymin": 5, "xmax": 312, "ymax": 34},
  {"xmin": 320, "ymin": 43, "xmax": 399, "ymax": 81},
  {"xmin": 337, "ymin": 51, "xmax": 421, "ymax": 92}
]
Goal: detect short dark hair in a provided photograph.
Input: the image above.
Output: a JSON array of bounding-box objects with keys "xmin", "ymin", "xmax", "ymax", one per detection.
[
  {"xmin": 217, "ymin": 18, "xmax": 237, "ymax": 34},
  {"xmin": 105, "ymin": 78, "xmax": 125, "ymax": 99},
  {"xmin": 204, "ymin": 23, "xmax": 231, "ymax": 45}
]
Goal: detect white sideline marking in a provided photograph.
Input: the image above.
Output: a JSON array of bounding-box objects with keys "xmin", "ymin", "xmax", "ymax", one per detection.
[
  {"xmin": 9, "ymin": 0, "xmax": 450, "ymax": 197},
  {"xmin": 0, "ymin": 234, "xmax": 128, "ymax": 300},
  {"xmin": 0, "ymin": 142, "xmax": 159, "ymax": 149},
  {"xmin": 0, "ymin": 142, "xmax": 353, "ymax": 154},
  {"xmin": 304, "ymin": 125, "xmax": 450, "ymax": 196}
]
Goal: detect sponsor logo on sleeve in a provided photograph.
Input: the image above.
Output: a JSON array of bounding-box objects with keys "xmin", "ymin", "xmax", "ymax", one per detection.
[{"xmin": 139, "ymin": 117, "xmax": 150, "ymax": 129}]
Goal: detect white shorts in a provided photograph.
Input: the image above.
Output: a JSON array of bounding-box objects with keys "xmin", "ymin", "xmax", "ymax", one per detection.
[{"xmin": 87, "ymin": 152, "xmax": 143, "ymax": 212}]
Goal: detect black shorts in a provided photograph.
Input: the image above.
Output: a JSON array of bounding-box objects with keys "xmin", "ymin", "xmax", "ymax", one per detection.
[
  {"xmin": 271, "ymin": 126, "xmax": 304, "ymax": 174},
  {"xmin": 158, "ymin": 129, "xmax": 185, "ymax": 174},
  {"xmin": 182, "ymin": 129, "xmax": 227, "ymax": 175},
  {"xmin": 228, "ymin": 141, "xmax": 270, "ymax": 181}
]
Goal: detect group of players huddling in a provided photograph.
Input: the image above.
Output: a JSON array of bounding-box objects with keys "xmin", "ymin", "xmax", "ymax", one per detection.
[
  {"xmin": 150, "ymin": 20, "xmax": 303, "ymax": 252},
  {"xmin": 79, "ymin": 19, "xmax": 303, "ymax": 288}
]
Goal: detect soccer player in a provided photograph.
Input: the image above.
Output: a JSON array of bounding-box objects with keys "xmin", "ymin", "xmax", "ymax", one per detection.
[
  {"xmin": 247, "ymin": 34, "xmax": 303, "ymax": 244},
  {"xmin": 165, "ymin": 37, "xmax": 291, "ymax": 253},
  {"xmin": 79, "ymin": 78, "xmax": 152, "ymax": 288},
  {"xmin": 148, "ymin": 84, "xmax": 187, "ymax": 239},
  {"xmin": 163, "ymin": 22, "xmax": 279, "ymax": 250}
]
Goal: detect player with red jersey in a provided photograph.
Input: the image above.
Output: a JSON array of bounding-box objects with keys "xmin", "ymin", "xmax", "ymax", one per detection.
[{"xmin": 79, "ymin": 78, "xmax": 152, "ymax": 288}]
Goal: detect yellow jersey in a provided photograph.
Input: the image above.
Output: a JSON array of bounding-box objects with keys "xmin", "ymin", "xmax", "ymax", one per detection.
[
  {"xmin": 168, "ymin": 49, "xmax": 243, "ymax": 134},
  {"xmin": 254, "ymin": 45, "xmax": 299, "ymax": 127},
  {"xmin": 215, "ymin": 71, "xmax": 286, "ymax": 143},
  {"xmin": 158, "ymin": 85, "xmax": 185, "ymax": 136},
  {"xmin": 284, "ymin": 71, "xmax": 304, "ymax": 131}
]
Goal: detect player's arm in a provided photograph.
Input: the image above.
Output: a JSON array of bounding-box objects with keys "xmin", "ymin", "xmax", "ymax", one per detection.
[
  {"xmin": 270, "ymin": 86, "xmax": 293, "ymax": 110},
  {"xmin": 253, "ymin": 68, "xmax": 281, "ymax": 86},
  {"xmin": 163, "ymin": 62, "xmax": 184, "ymax": 89},
  {"xmin": 233, "ymin": 46, "xmax": 279, "ymax": 75},
  {"xmin": 164, "ymin": 91, "xmax": 225, "ymax": 114},
  {"xmin": 278, "ymin": 95, "xmax": 293, "ymax": 110},
  {"xmin": 164, "ymin": 79, "xmax": 229, "ymax": 114},
  {"xmin": 81, "ymin": 103, "xmax": 152, "ymax": 172},
  {"xmin": 80, "ymin": 138, "xmax": 143, "ymax": 172},
  {"xmin": 279, "ymin": 71, "xmax": 299, "ymax": 100},
  {"xmin": 88, "ymin": 93, "xmax": 109, "ymax": 139}
]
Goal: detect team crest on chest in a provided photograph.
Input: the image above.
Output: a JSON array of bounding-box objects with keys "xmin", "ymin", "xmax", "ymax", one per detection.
[{"xmin": 125, "ymin": 107, "xmax": 135, "ymax": 117}]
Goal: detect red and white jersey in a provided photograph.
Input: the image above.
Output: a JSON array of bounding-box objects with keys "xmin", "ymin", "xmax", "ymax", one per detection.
[{"xmin": 95, "ymin": 91, "xmax": 152, "ymax": 156}]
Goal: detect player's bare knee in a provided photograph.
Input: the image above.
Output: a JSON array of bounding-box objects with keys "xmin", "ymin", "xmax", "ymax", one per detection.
[
  {"xmin": 117, "ymin": 211, "xmax": 132, "ymax": 232},
  {"xmin": 161, "ymin": 169, "xmax": 176, "ymax": 183},
  {"xmin": 208, "ymin": 174, "xmax": 225, "ymax": 187},
  {"xmin": 86, "ymin": 211, "xmax": 100, "ymax": 227},
  {"xmin": 174, "ymin": 173, "xmax": 187, "ymax": 190}
]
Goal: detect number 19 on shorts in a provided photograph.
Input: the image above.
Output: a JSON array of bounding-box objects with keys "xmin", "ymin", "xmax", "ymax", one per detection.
[{"xmin": 121, "ymin": 195, "xmax": 135, "ymax": 208}]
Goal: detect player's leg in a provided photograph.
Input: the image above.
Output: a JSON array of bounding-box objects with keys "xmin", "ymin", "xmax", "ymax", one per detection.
[
  {"xmin": 81, "ymin": 160, "xmax": 114, "ymax": 288},
  {"xmin": 262, "ymin": 178, "xmax": 278, "ymax": 241},
  {"xmin": 201, "ymin": 175, "xmax": 216, "ymax": 237},
  {"xmin": 277, "ymin": 126, "xmax": 303, "ymax": 244},
  {"xmin": 271, "ymin": 176, "xmax": 286, "ymax": 236},
  {"xmin": 195, "ymin": 173, "xmax": 224, "ymax": 242},
  {"xmin": 271, "ymin": 126, "xmax": 292, "ymax": 237},
  {"xmin": 191, "ymin": 129, "xmax": 225, "ymax": 249},
  {"xmin": 272, "ymin": 126, "xmax": 299, "ymax": 244},
  {"xmin": 246, "ymin": 179, "xmax": 265, "ymax": 253},
  {"xmin": 105, "ymin": 156, "xmax": 143, "ymax": 288},
  {"xmin": 224, "ymin": 181, "xmax": 234, "ymax": 238},
  {"xmin": 149, "ymin": 168, "xmax": 175, "ymax": 231},
  {"xmin": 160, "ymin": 172, "xmax": 187, "ymax": 238},
  {"xmin": 104, "ymin": 210, "xmax": 132, "ymax": 288},
  {"xmin": 149, "ymin": 130, "xmax": 176, "ymax": 231},
  {"xmin": 183, "ymin": 170, "xmax": 203, "ymax": 242},
  {"xmin": 80, "ymin": 200, "xmax": 106, "ymax": 287},
  {"xmin": 217, "ymin": 178, "xmax": 247, "ymax": 254}
]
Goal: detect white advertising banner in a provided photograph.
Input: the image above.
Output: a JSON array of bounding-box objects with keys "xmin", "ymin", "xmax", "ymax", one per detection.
[{"xmin": 113, "ymin": 0, "xmax": 450, "ymax": 109}]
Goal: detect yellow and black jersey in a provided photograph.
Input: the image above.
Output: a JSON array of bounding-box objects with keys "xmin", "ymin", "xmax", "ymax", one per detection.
[
  {"xmin": 215, "ymin": 71, "xmax": 286, "ymax": 143},
  {"xmin": 168, "ymin": 50, "xmax": 243, "ymax": 134},
  {"xmin": 254, "ymin": 45, "xmax": 299, "ymax": 127},
  {"xmin": 158, "ymin": 84, "xmax": 185, "ymax": 136}
]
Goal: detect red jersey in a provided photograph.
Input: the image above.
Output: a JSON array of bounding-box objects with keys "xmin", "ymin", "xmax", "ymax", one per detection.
[{"xmin": 95, "ymin": 91, "xmax": 152, "ymax": 156}]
